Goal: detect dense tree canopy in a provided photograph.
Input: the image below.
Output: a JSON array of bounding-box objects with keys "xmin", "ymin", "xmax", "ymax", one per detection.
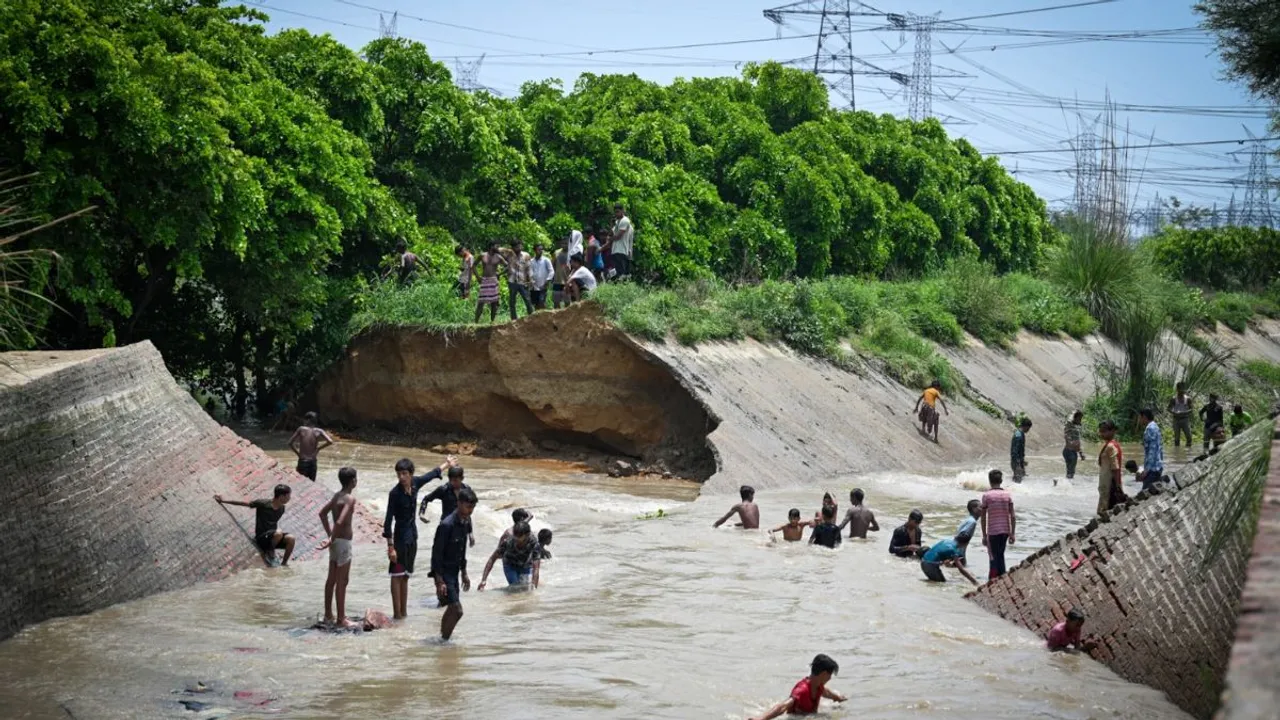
[{"xmin": 0, "ymin": 0, "xmax": 1053, "ymax": 411}]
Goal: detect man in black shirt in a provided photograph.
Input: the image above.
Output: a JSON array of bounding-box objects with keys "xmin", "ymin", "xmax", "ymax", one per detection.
[
  {"xmin": 215, "ymin": 484, "xmax": 294, "ymax": 566},
  {"xmin": 420, "ymin": 466, "xmax": 475, "ymax": 547},
  {"xmin": 384, "ymin": 456, "xmax": 454, "ymax": 619},
  {"xmin": 433, "ymin": 486, "xmax": 479, "ymax": 641},
  {"xmin": 889, "ymin": 509, "xmax": 926, "ymax": 558},
  {"xmin": 1199, "ymin": 394, "xmax": 1225, "ymax": 452}
]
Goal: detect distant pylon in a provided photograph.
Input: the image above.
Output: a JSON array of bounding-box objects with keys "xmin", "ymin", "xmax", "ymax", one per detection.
[
  {"xmin": 763, "ymin": 1, "xmax": 889, "ymax": 111},
  {"xmin": 454, "ymin": 54, "xmax": 486, "ymax": 93},
  {"xmin": 1239, "ymin": 126, "xmax": 1275, "ymax": 228},
  {"xmin": 379, "ymin": 11, "xmax": 398, "ymax": 39},
  {"xmin": 907, "ymin": 12, "xmax": 938, "ymax": 121}
]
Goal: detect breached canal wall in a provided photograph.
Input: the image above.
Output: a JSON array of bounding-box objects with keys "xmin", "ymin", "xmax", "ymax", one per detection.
[{"xmin": 0, "ymin": 343, "xmax": 380, "ymax": 641}]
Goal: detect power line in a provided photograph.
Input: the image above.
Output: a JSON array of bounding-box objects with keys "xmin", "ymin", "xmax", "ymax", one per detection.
[{"xmin": 994, "ymin": 137, "xmax": 1279, "ymax": 155}]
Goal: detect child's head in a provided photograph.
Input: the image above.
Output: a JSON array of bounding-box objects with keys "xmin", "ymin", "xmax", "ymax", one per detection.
[
  {"xmin": 1066, "ymin": 607, "xmax": 1086, "ymax": 629},
  {"xmin": 455, "ymin": 245, "xmax": 466, "ymax": 257},
  {"xmin": 1124, "ymin": 459, "xmax": 1139, "ymax": 474},
  {"xmin": 810, "ymin": 653, "xmax": 839, "ymax": 684},
  {"xmin": 988, "ymin": 469, "xmax": 1003, "ymax": 487},
  {"xmin": 1072, "ymin": 410, "xmax": 1083, "ymax": 423},
  {"xmin": 931, "ymin": 379, "xmax": 941, "ymax": 389},
  {"xmin": 1234, "ymin": 404, "xmax": 1244, "ymax": 414},
  {"xmin": 512, "ymin": 508, "xmax": 532, "ymax": 524},
  {"xmin": 908, "ymin": 509, "xmax": 923, "ymax": 528},
  {"xmin": 821, "ymin": 505, "xmax": 835, "ymax": 522},
  {"xmin": 1139, "ymin": 408, "xmax": 1155, "ymax": 423},
  {"xmin": 273, "ymin": 484, "xmax": 292, "ymax": 504},
  {"xmin": 394, "ymin": 458, "xmax": 415, "ymax": 483},
  {"xmin": 1210, "ymin": 393, "xmax": 1220, "ymax": 403},
  {"xmin": 788, "ymin": 508, "xmax": 801, "ymax": 522},
  {"xmin": 740, "ymin": 485, "xmax": 755, "ymax": 502},
  {"xmin": 1019, "ymin": 418, "xmax": 1032, "ymax": 431},
  {"xmin": 538, "ymin": 528, "xmax": 553, "ymax": 546},
  {"xmin": 455, "ymin": 487, "xmax": 479, "ymax": 518},
  {"xmin": 822, "ymin": 492, "xmax": 835, "ymax": 507},
  {"xmin": 850, "ymin": 488, "xmax": 865, "ymax": 505},
  {"xmin": 304, "ymin": 411, "xmax": 318, "ymax": 426},
  {"xmin": 1099, "ymin": 419, "xmax": 1117, "ymax": 440},
  {"xmin": 448, "ymin": 466, "xmax": 465, "ymax": 488},
  {"xmin": 512, "ymin": 521, "xmax": 532, "ymax": 543},
  {"xmin": 1176, "ymin": 381, "xmax": 1187, "ymax": 394},
  {"xmin": 338, "ymin": 466, "xmax": 357, "ymax": 490},
  {"xmin": 966, "ymin": 499, "xmax": 982, "ymax": 518},
  {"xmin": 395, "ymin": 239, "xmax": 407, "ymax": 253}
]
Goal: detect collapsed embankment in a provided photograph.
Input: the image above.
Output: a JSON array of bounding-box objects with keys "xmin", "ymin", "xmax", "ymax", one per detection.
[
  {"xmin": 0, "ymin": 343, "xmax": 380, "ymax": 641},
  {"xmin": 966, "ymin": 421, "xmax": 1274, "ymax": 719}
]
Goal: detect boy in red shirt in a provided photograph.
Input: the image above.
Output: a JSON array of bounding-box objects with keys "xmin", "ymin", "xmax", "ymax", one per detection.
[
  {"xmin": 1047, "ymin": 608, "xmax": 1093, "ymax": 652},
  {"xmin": 750, "ymin": 654, "xmax": 846, "ymax": 719}
]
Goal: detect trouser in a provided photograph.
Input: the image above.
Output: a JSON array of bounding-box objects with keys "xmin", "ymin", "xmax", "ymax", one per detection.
[
  {"xmin": 1062, "ymin": 448, "xmax": 1079, "ymax": 478},
  {"xmin": 508, "ymin": 282, "xmax": 532, "ymax": 319},
  {"xmin": 611, "ymin": 253, "xmax": 631, "ymax": 278},
  {"xmin": 1141, "ymin": 469, "xmax": 1163, "ymax": 493},
  {"xmin": 920, "ymin": 560, "xmax": 946, "ymax": 582},
  {"xmin": 1203, "ymin": 424, "xmax": 1215, "ymax": 451},
  {"xmin": 1172, "ymin": 416, "xmax": 1193, "ymax": 447},
  {"xmin": 987, "ymin": 534, "xmax": 1009, "ymax": 578},
  {"xmin": 1011, "ymin": 460, "xmax": 1026, "ymax": 483},
  {"xmin": 1097, "ymin": 474, "xmax": 1114, "ymax": 515}
]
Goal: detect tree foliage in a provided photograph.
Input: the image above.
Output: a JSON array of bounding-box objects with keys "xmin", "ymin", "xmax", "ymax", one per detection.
[
  {"xmin": 0, "ymin": 0, "xmax": 1054, "ymax": 410},
  {"xmin": 1198, "ymin": 0, "xmax": 1280, "ymax": 108},
  {"xmin": 1145, "ymin": 225, "xmax": 1280, "ymax": 291}
]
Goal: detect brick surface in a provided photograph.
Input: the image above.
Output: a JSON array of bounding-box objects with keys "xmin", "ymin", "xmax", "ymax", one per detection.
[
  {"xmin": 966, "ymin": 421, "xmax": 1274, "ymax": 720},
  {"xmin": 0, "ymin": 342, "xmax": 380, "ymax": 640}
]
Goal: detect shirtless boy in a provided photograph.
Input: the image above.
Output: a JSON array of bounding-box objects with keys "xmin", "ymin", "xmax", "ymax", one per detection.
[
  {"xmin": 319, "ymin": 467, "xmax": 358, "ymax": 627},
  {"xmin": 769, "ymin": 508, "xmax": 809, "ymax": 541},
  {"xmin": 713, "ymin": 485, "xmax": 760, "ymax": 529},
  {"xmin": 837, "ymin": 488, "xmax": 880, "ymax": 539},
  {"xmin": 473, "ymin": 241, "xmax": 508, "ymax": 323},
  {"xmin": 288, "ymin": 411, "xmax": 334, "ymax": 482}
]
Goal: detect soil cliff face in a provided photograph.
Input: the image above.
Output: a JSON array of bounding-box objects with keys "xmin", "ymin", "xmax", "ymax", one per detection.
[
  {"xmin": 308, "ymin": 305, "xmax": 718, "ymax": 479},
  {"xmin": 0, "ymin": 343, "xmax": 380, "ymax": 640}
]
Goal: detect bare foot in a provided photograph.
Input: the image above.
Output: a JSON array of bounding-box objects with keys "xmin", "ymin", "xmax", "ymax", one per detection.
[
  {"xmin": 323, "ymin": 614, "xmax": 336, "ymax": 625},
  {"xmin": 337, "ymin": 618, "xmax": 356, "ymax": 629}
]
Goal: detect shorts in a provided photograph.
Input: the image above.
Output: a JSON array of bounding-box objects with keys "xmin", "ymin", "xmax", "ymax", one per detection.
[
  {"xmin": 1011, "ymin": 460, "xmax": 1027, "ymax": 482},
  {"xmin": 329, "ymin": 538, "xmax": 352, "ymax": 567},
  {"xmin": 921, "ymin": 559, "xmax": 947, "ymax": 582},
  {"xmin": 503, "ymin": 561, "xmax": 532, "ymax": 586},
  {"xmin": 295, "ymin": 458, "xmax": 317, "ymax": 481},
  {"xmin": 389, "ymin": 542, "xmax": 417, "ymax": 577},
  {"xmin": 918, "ymin": 404, "xmax": 937, "ymax": 425},
  {"xmin": 256, "ymin": 532, "xmax": 284, "ymax": 554},
  {"xmin": 440, "ymin": 571, "xmax": 462, "ymax": 606},
  {"xmin": 552, "ymin": 283, "xmax": 566, "ymax": 304}
]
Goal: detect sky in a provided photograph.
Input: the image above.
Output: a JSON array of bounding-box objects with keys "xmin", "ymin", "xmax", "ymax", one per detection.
[{"xmin": 248, "ymin": 0, "xmax": 1272, "ymax": 220}]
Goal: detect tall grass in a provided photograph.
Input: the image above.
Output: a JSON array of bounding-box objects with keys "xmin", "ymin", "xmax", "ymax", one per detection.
[{"xmin": 348, "ymin": 279, "xmax": 476, "ymax": 335}]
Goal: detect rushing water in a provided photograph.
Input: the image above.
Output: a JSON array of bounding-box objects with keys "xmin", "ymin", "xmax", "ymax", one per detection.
[{"xmin": 0, "ymin": 434, "xmax": 1190, "ymax": 719}]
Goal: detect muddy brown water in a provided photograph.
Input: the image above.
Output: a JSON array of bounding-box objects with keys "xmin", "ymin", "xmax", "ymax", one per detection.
[{"xmin": 0, "ymin": 434, "xmax": 1191, "ymax": 719}]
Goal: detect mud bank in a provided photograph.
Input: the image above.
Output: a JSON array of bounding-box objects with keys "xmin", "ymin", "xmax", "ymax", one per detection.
[
  {"xmin": 307, "ymin": 305, "xmax": 718, "ymax": 479},
  {"xmin": 0, "ymin": 343, "xmax": 380, "ymax": 640}
]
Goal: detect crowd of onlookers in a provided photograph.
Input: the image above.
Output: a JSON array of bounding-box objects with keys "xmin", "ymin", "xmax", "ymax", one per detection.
[{"xmin": 388, "ymin": 203, "xmax": 636, "ymax": 323}]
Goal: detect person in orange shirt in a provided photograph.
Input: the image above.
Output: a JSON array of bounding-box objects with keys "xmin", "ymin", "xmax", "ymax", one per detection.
[{"xmin": 913, "ymin": 380, "xmax": 950, "ymax": 443}]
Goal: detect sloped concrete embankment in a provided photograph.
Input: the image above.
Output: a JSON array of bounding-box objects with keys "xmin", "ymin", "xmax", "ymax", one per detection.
[
  {"xmin": 308, "ymin": 305, "xmax": 718, "ymax": 479},
  {"xmin": 0, "ymin": 343, "xmax": 380, "ymax": 641},
  {"xmin": 965, "ymin": 421, "xmax": 1274, "ymax": 719}
]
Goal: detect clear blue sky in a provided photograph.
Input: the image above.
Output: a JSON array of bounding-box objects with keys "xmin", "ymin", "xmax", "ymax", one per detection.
[{"xmin": 250, "ymin": 0, "xmax": 1270, "ymax": 215}]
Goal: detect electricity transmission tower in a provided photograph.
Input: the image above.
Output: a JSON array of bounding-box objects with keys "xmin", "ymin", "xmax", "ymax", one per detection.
[
  {"xmin": 906, "ymin": 12, "xmax": 938, "ymax": 121},
  {"xmin": 379, "ymin": 11, "xmax": 398, "ymax": 39},
  {"xmin": 763, "ymin": 1, "xmax": 895, "ymax": 110},
  {"xmin": 454, "ymin": 54, "xmax": 486, "ymax": 93},
  {"xmin": 1238, "ymin": 127, "xmax": 1276, "ymax": 228}
]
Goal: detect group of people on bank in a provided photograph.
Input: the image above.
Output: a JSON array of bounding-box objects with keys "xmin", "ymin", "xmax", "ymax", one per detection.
[{"xmin": 390, "ymin": 203, "xmax": 636, "ymax": 322}]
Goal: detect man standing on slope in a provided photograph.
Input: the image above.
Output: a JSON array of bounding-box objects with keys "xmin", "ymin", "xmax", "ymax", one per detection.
[
  {"xmin": 1011, "ymin": 418, "xmax": 1031, "ymax": 483},
  {"xmin": 609, "ymin": 203, "xmax": 634, "ymax": 279},
  {"xmin": 913, "ymin": 380, "xmax": 949, "ymax": 443}
]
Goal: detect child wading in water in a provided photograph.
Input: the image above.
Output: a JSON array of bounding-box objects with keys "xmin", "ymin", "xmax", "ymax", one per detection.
[
  {"xmin": 838, "ymin": 488, "xmax": 879, "ymax": 539},
  {"xmin": 713, "ymin": 485, "xmax": 760, "ymax": 529},
  {"xmin": 769, "ymin": 509, "xmax": 809, "ymax": 542},
  {"xmin": 319, "ymin": 467, "xmax": 358, "ymax": 627},
  {"xmin": 749, "ymin": 653, "xmax": 847, "ymax": 720}
]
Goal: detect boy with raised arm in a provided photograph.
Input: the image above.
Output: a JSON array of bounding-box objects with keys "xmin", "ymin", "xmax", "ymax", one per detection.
[
  {"xmin": 837, "ymin": 488, "xmax": 879, "ymax": 539},
  {"xmin": 288, "ymin": 411, "xmax": 334, "ymax": 482},
  {"xmin": 319, "ymin": 467, "xmax": 358, "ymax": 627},
  {"xmin": 384, "ymin": 456, "xmax": 455, "ymax": 620},
  {"xmin": 749, "ymin": 654, "xmax": 846, "ymax": 720},
  {"xmin": 215, "ymin": 484, "xmax": 295, "ymax": 566},
  {"xmin": 713, "ymin": 485, "xmax": 760, "ymax": 529}
]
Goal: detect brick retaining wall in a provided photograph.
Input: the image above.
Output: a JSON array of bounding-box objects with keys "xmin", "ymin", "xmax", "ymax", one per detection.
[
  {"xmin": 966, "ymin": 421, "xmax": 1272, "ymax": 719},
  {"xmin": 0, "ymin": 342, "xmax": 380, "ymax": 640}
]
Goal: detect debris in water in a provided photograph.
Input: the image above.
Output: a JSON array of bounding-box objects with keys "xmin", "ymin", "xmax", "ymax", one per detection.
[{"xmin": 636, "ymin": 509, "xmax": 667, "ymax": 520}]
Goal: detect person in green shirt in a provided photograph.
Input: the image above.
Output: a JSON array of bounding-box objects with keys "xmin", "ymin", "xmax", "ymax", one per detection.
[{"xmin": 1229, "ymin": 404, "xmax": 1254, "ymax": 436}]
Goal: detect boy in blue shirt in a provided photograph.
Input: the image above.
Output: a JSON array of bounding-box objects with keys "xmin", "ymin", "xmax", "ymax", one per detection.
[{"xmin": 920, "ymin": 527, "xmax": 979, "ymax": 585}]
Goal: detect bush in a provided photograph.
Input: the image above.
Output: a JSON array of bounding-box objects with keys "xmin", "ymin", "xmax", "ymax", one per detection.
[
  {"xmin": 856, "ymin": 311, "xmax": 962, "ymax": 392},
  {"xmin": 1062, "ymin": 306, "xmax": 1098, "ymax": 339},
  {"xmin": 1241, "ymin": 359, "xmax": 1280, "ymax": 386},
  {"xmin": 936, "ymin": 257, "xmax": 1018, "ymax": 345},
  {"xmin": 349, "ymin": 280, "xmax": 474, "ymax": 335},
  {"xmin": 879, "ymin": 281, "xmax": 965, "ymax": 346},
  {"xmin": 1212, "ymin": 293, "xmax": 1254, "ymax": 333},
  {"xmin": 822, "ymin": 276, "xmax": 879, "ymax": 331}
]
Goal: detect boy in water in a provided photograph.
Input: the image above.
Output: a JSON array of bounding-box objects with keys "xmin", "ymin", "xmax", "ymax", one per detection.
[
  {"xmin": 473, "ymin": 241, "xmax": 507, "ymax": 323},
  {"xmin": 890, "ymin": 509, "xmax": 926, "ymax": 558},
  {"xmin": 215, "ymin": 484, "xmax": 295, "ymax": 566},
  {"xmin": 419, "ymin": 466, "xmax": 476, "ymax": 546},
  {"xmin": 837, "ymin": 488, "xmax": 879, "ymax": 539},
  {"xmin": 288, "ymin": 411, "xmax": 334, "ymax": 482},
  {"xmin": 1011, "ymin": 418, "xmax": 1032, "ymax": 483},
  {"xmin": 1229, "ymin": 404, "xmax": 1254, "ymax": 436},
  {"xmin": 384, "ymin": 456, "xmax": 455, "ymax": 619},
  {"xmin": 1047, "ymin": 608, "xmax": 1092, "ymax": 652},
  {"xmin": 769, "ymin": 508, "xmax": 809, "ymax": 542},
  {"xmin": 713, "ymin": 485, "xmax": 760, "ymax": 529},
  {"xmin": 809, "ymin": 505, "xmax": 842, "ymax": 548},
  {"xmin": 1167, "ymin": 382, "xmax": 1194, "ymax": 447},
  {"xmin": 1062, "ymin": 410, "xmax": 1084, "ymax": 479},
  {"xmin": 749, "ymin": 653, "xmax": 846, "ymax": 720},
  {"xmin": 913, "ymin": 379, "xmax": 949, "ymax": 443},
  {"xmin": 318, "ymin": 467, "xmax": 358, "ymax": 627},
  {"xmin": 433, "ymin": 487, "xmax": 479, "ymax": 641},
  {"xmin": 920, "ymin": 527, "xmax": 979, "ymax": 585},
  {"xmin": 478, "ymin": 520, "xmax": 542, "ymax": 591},
  {"xmin": 980, "ymin": 470, "xmax": 1016, "ymax": 579},
  {"xmin": 1200, "ymin": 393, "xmax": 1225, "ymax": 452},
  {"xmin": 538, "ymin": 528, "xmax": 554, "ymax": 559}
]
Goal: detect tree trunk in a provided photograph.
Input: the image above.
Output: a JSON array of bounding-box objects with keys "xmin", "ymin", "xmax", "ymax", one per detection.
[
  {"xmin": 253, "ymin": 328, "xmax": 274, "ymax": 417},
  {"xmin": 231, "ymin": 319, "xmax": 248, "ymax": 418}
]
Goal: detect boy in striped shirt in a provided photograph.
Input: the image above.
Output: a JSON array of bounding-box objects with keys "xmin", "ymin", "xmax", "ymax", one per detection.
[{"xmin": 980, "ymin": 469, "xmax": 1016, "ymax": 579}]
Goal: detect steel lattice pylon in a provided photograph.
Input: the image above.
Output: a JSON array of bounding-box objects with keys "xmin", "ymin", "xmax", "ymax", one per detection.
[
  {"xmin": 763, "ymin": 0, "xmax": 889, "ymax": 110},
  {"xmin": 907, "ymin": 12, "xmax": 938, "ymax": 121},
  {"xmin": 1240, "ymin": 129, "xmax": 1276, "ymax": 229}
]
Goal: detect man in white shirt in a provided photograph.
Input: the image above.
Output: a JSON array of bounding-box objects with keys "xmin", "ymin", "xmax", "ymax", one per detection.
[
  {"xmin": 566, "ymin": 253, "xmax": 597, "ymax": 303},
  {"xmin": 609, "ymin": 204, "xmax": 634, "ymax": 278},
  {"xmin": 502, "ymin": 239, "xmax": 534, "ymax": 320},
  {"xmin": 529, "ymin": 242, "xmax": 554, "ymax": 310}
]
